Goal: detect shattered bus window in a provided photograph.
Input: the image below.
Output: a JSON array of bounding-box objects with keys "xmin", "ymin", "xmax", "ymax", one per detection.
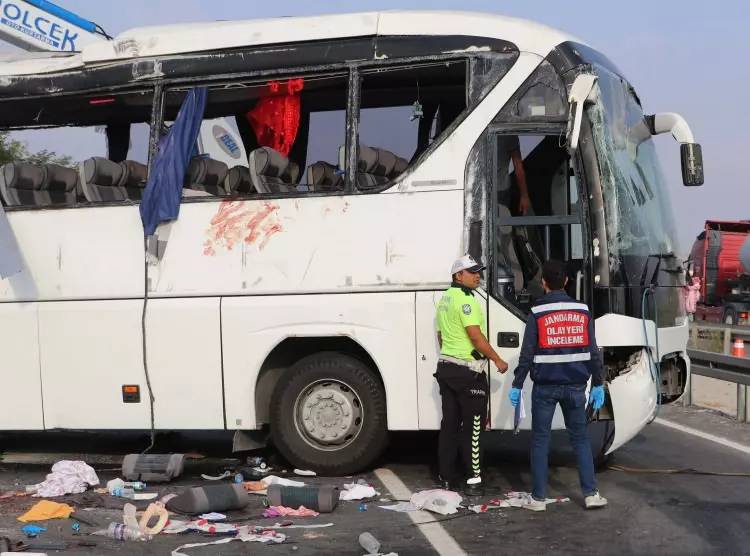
[{"xmin": 0, "ymin": 90, "xmax": 154, "ymax": 207}]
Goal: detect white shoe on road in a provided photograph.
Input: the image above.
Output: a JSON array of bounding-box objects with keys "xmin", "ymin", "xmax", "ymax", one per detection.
[
  {"xmin": 522, "ymin": 496, "xmax": 547, "ymax": 512},
  {"xmin": 585, "ymin": 492, "xmax": 608, "ymax": 509}
]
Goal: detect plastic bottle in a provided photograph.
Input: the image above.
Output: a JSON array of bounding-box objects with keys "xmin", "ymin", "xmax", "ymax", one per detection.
[
  {"xmin": 106, "ymin": 478, "xmax": 125, "ymax": 495},
  {"xmin": 92, "ymin": 523, "xmax": 152, "ymax": 541},
  {"xmin": 358, "ymin": 531, "xmax": 380, "ymax": 555},
  {"xmin": 107, "ymin": 478, "xmax": 146, "ymax": 494},
  {"xmin": 112, "ymin": 487, "xmax": 136, "ymax": 499}
]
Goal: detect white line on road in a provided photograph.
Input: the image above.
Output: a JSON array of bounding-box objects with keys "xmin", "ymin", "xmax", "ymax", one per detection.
[
  {"xmin": 654, "ymin": 417, "xmax": 750, "ymax": 456},
  {"xmin": 373, "ymin": 468, "xmax": 467, "ymax": 556}
]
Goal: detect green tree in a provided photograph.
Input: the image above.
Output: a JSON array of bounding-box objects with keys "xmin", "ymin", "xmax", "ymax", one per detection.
[{"xmin": 0, "ymin": 132, "xmax": 73, "ymax": 167}]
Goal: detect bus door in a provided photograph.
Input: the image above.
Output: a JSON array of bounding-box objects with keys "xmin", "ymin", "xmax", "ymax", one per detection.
[{"xmin": 486, "ymin": 132, "xmax": 587, "ymax": 429}]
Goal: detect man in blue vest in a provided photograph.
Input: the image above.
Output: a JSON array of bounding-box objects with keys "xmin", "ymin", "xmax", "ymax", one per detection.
[{"xmin": 509, "ymin": 259, "xmax": 608, "ymax": 511}]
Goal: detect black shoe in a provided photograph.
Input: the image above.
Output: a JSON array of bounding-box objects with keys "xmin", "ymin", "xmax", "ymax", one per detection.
[
  {"xmin": 437, "ymin": 475, "xmax": 457, "ymax": 491},
  {"xmin": 463, "ymin": 482, "xmax": 485, "ymax": 497}
]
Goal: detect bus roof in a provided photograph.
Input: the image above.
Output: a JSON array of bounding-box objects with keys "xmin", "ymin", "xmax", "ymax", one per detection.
[{"xmin": 0, "ymin": 11, "xmax": 580, "ymax": 77}]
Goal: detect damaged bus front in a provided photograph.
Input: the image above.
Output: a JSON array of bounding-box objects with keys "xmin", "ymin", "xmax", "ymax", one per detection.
[{"xmin": 483, "ymin": 42, "xmax": 703, "ymax": 456}]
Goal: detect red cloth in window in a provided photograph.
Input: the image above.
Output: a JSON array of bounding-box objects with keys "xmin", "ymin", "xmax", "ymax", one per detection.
[{"xmin": 246, "ymin": 79, "xmax": 304, "ymax": 157}]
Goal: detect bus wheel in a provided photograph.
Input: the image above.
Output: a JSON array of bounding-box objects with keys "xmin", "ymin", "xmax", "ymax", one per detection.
[{"xmin": 270, "ymin": 352, "xmax": 388, "ymax": 475}]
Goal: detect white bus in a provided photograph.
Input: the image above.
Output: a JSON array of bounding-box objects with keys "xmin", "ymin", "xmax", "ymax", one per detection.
[{"xmin": 0, "ymin": 11, "xmax": 702, "ymax": 474}]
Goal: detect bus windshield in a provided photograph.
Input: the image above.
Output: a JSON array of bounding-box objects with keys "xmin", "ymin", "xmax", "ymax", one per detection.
[{"xmin": 588, "ymin": 69, "xmax": 680, "ymax": 280}]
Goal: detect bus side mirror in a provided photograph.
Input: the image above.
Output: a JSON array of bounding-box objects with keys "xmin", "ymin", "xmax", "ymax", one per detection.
[
  {"xmin": 681, "ymin": 143, "xmax": 704, "ymax": 186},
  {"xmin": 646, "ymin": 113, "xmax": 704, "ymax": 186},
  {"xmin": 566, "ymin": 74, "xmax": 598, "ymax": 153}
]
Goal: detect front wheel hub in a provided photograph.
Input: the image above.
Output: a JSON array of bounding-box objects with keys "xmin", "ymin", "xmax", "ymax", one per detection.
[{"xmin": 294, "ymin": 379, "xmax": 363, "ymax": 450}]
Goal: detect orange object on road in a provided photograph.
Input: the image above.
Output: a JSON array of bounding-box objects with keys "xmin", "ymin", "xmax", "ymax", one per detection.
[
  {"xmin": 732, "ymin": 337, "xmax": 746, "ymax": 357},
  {"xmin": 18, "ymin": 500, "xmax": 74, "ymax": 522}
]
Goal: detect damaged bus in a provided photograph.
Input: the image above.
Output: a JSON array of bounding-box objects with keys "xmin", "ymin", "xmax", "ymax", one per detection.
[{"xmin": 0, "ymin": 11, "xmax": 703, "ymax": 473}]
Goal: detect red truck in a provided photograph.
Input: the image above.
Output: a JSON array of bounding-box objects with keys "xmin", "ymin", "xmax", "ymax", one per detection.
[{"xmin": 690, "ymin": 220, "xmax": 750, "ymax": 325}]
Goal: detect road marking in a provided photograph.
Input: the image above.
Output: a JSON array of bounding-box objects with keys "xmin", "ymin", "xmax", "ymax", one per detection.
[
  {"xmin": 654, "ymin": 417, "xmax": 750, "ymax": 456},
  {"xmin": 373, "ymin": 468, "xmax": 466, "ymax": 556}
]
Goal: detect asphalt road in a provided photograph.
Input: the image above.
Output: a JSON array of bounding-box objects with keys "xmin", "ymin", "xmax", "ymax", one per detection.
[{"xmin": 0, "ymin": 405, "xmax": 748, "ymax": 555}]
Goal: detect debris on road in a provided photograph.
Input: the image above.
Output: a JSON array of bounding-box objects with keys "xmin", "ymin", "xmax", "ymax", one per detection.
[
  {"xmin": 198, "ymin": 512, "xmax": 227, "ymax": 521},
  {"xmin": 201, "ymin": 471, "xmax": 232, "ymax": 481},
  {"xmin": 468, "ymin": 492, "xmax": 570, "ymax": 513},
  {"xmin": 378, "ymin": 502, "xmax": 418, "ymax": 513},
  {"xmin": 359, "ymin": 531, "xmax": 380, "ymax": 554},
  {"xmin": 262, "ymin": 505, "xmax": 319, "ymax": 518},
  {"xmin": 122, "ymin": 453, "xmax": 185, "ymax": 482},
  {"xmin": 410, "ymin": 489, "xmax": 462, "ymax": 515},
  {"xmin": 25, "ymin": 461, "xmax": 98, "ymax": 498},
  {"xmin": 20, "ymin": 524, "xmax": 46, "ymax": 537},
  {"xmin": 170, "ymin": 527, "xmax": 286, "ymax": 556},
  {"xmin": 268, "ymin": 484, "xmax": 338, "ymax": 512},
  {"xmin": 339, "ymin": 482, "xmax": 379, "ymax": 501},
  {"xmin": 294, "ymin": 469, "xmax": 317, "ymax": 476},
  {"xmin": 166, "ymin": 484, "xmax": 249, "ymax": 514},
  {"xmin": 92, "ymin": 522, "xmax": 152, "ymax": 541},
  {"xmin": 17, "ymin": 500, "xmax": 74, "ymax": 522},
  {"xmin": 243, "ymin": 475, "xmax": 305, "ymax": 495}
]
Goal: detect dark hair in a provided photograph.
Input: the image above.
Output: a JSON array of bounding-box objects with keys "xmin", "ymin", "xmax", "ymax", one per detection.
[{"xmin": 542, "ymin": 259, "xmax": 567, "ymax": 290}]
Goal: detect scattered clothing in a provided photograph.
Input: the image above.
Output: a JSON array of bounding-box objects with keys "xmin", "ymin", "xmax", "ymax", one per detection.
[
  {"xmin": 339, "ymin": 483, "xmax": 379, "ymax": 501},
  {"xmin": 198, "ymin": 512, "xmax": 227, "ymax": 521},
  {"xmin": 410, "ymin": 489, "xmax": 462, "ymax": 515},
  {"xmin": 171, "ymin": 526, "xmax": 285, "ymax": 556},
  {"xmin": 267, "ymin": 522, "xmax": 333, "ymax": 529},
  {"xmin": 26, "ymin": 461, "xmax": 99, "ymax": 498},
  {"xmin": 243, "ymin": 475, "xmax": 305, "ymax": 495},
  {"xmin": 263, "ymin": 505, "xmax": 319, "ymax": 518},
  {"xmin": 163, "ymin": 519, "xmax": 239, "ymax": 535},
  {"xmin": 18, "ymin": 500, "xmax": 74, "ymax": 522}
]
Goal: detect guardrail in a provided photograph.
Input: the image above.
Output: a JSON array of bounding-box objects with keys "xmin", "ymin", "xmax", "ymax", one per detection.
[
  {"xmin": 685, "ymin": 348, "xmax": 750, "ymax": 422},
  {"xmin": 690, "ymin": 321, "xmax": 750, "ymax": 355}
]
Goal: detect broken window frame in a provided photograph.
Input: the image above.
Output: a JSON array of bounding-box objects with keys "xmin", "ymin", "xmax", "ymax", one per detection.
[
  {"xmin": 0, "ymin": 86, "xmax": 158, "ymax": 211},
  {"xmin": 485, "ymin": 125, "xmax": 590, "ymax": 315},
  {"xmin": 0, "ymin": 46, "xmax": 517, "ymax": 209}
]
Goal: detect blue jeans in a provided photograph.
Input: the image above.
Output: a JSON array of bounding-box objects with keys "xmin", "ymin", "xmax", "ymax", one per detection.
[{"xmin": 531, "ymin": 383, "xmax": 597, "ymax": 500}]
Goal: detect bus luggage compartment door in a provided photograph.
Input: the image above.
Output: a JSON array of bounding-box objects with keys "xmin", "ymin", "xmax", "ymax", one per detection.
[{"xmin": 606, "ymin": 348, "xmax": 657, "ymax": 454}]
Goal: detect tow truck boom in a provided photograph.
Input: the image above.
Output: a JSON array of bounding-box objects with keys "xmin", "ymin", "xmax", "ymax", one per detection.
[{"xmin": 0, "ymin": 0, "xmax": 108, "ymax": 52}]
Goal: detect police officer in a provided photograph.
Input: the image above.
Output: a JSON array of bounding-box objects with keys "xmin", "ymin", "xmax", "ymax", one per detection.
[
  {"xmin": 509, "ymin": 259, "xmax": 607, "ymax": 510},
  {"xmin": 435, "ymin": 254, "xmax": 509, "ymax": 496}
]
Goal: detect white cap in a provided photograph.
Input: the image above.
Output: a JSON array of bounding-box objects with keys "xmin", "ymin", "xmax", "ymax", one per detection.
[{"xmin": 451, "ymin": 254, "xmax": 486, "ymax": 275}]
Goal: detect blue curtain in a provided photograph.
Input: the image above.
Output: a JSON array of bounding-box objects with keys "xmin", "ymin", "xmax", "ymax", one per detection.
[{"xmin": 140, "ymin": 87, "xmax": 207, "ymax": 236}]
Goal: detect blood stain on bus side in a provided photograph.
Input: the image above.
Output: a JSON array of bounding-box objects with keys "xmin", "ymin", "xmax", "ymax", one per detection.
[{"xmin": 203, "ymin": 200, "xmax": 281, "ymax": 255}]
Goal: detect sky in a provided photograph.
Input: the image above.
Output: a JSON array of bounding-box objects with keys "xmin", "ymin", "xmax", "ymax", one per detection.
[{"xmin": 6, "ymin": 0, "xmax": 750, "ymax": 253}]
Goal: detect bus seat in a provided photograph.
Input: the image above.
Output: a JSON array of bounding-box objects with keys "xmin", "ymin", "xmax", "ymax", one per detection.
[
  {"xmin": 248, "ymin": 147, "xmax": 299, "ymax": 194},
  {"xmin": 356, "ymin": 146, "xmax": 407, "ymax": 190},
  {"xmin": 80, "ymin": 157, "xmax": 128, "ymax": 202},
  {"xmin": 225, "ymin": 165, "xmax": 253, "ymax": 196},
  {"xmin": 307, "ymin": 161, "xmax": 343, "ymax": 192},
  {"xmin": 0, "ymin": 162, "xmax": 46, "ymax": 206},
  {"xmin": 496, "ymin": 204, "xmax": 525, "ymax": 292},
  {"xmin": 120, "ymin": 160, "xmax": 147, "ymax": 201},
  {"xmin": 185, "ymin": 157, "xmax": 229, "ymax": 196},
  {"xmin": 42, "ymin": 164, "xmax": 79, "ymax": 205}
]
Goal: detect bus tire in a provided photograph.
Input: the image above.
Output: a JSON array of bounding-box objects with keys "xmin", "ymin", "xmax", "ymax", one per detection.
[{"xmin": 270, "ymin": 352, "xmax": 388, "ymax": 475}]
